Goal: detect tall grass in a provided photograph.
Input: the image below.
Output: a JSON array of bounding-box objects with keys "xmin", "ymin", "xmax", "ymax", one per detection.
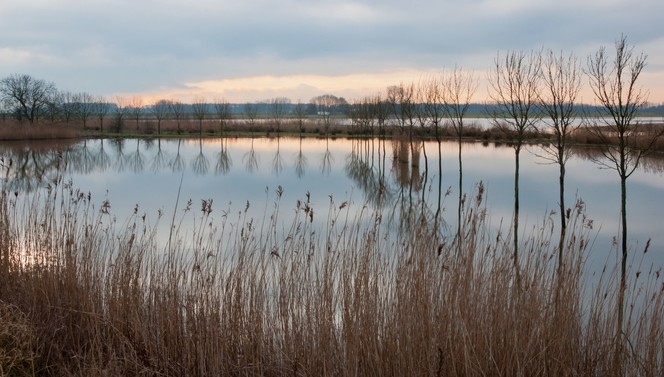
[{"xmin": 0, "ymin": 159, "xmax": 662, "ymax": 376}]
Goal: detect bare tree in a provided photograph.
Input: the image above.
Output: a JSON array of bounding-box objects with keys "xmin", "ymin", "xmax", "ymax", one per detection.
[
  {"xmin": 129, "ymin": 96, "xmax": 143, "ymax": 131},
  {"xmin": 293, "ymin": 100, "xmax": 308, "ymax": 134},
  {"xmin": 75, "ymin": 92, "xmax": 95, "ymax": 129},
  {"xmin": 488, "ymin": 50, "xmax": 541, "ymax": 283},
  {"xmin": 244, "ymin": 102, "xmax": 259, "ymax": 127},
  {"xmin": 372, "ymin": 94, "xmax": 390, "ymax": 135},
  {"xmin": 311, "ymin": 94, "xmax": 346, "ymax": 134},
  {"xmin": 348, "ymin": 97, "xmax": 375, "ymax": 134},
  {"xmin": 169, "ymin": 100, "xmax": 186, "ymax": 133},
  {"xmin": 60, "ymin": 91, "xmax": 77, "ymax": 123},
  {"xmin": 442, "ymin": 67, "xmax": 477, "ymax": 251},
  {"xmin": 538, "ymin": 50, "xmax": 582, "ymax": 267},
  {"xmin": 270, "ymin": 97, "xmax": 290, "ymax": 132},
  {"xmin": 586, "ymin": 35, "xmax": 663, "ymax": 373},
  {"xmin": 0, "ymin": 73, "xmax": 56, "ymax": 123},
  {"xmin": 45, "ymin": 90, "xmax": 63, "ymax": 123},
  {"xmin": 93, "ymin": 96, "xmax": 110, "ymax": 132},
  {"xmin": 192, "ymin": 96, "xmax": 208, "ymax": 135},
  {"xmin": 386, "ymin": 83, "xmax": 416, "ymax": 133},
  {"xmin": 113, "ymin": 96, "xmax": 129, "ymax": 133},
  {"xmin": 421, "ymin": 76, "xmax": 443, "ymax": 138},
  {"xmin": 214, "ymin": 98, "xmax": 232, "ymax": 134},
  {"xmin": 150, "ymin": 99, "xmax": 170, "ymax": 135}
]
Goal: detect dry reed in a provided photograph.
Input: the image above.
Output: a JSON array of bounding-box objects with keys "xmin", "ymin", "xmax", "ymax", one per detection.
[{"xmin": 0, "ymin": 159, "xmax": 662, "ymax": 376}]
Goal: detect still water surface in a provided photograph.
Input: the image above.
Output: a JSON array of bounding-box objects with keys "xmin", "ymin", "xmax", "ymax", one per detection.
[{"xmin": 2, "ymin": 136, "xmax": 663, "ymax": 272}]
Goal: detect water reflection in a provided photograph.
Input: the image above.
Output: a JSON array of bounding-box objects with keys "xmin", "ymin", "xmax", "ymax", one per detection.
[
  {"xmin": 243, "ymin": 137, "xmax": 259, "ymax": 173},
  {"xmin": 1, "ymin": 136, "xmax": 663, "ymax": 271},
  {"xmin": 170, "ymin": 139, "xmax": 185, "ymax": 172},
  {"xmin": 294, "ymin": 137, "xmax": 307, "ymax": 178},
  {"xmin": 215, "ymin": 138, "xmax": 232, "ymax": 175},
  {"xmin": 192, "ymin": 138, "xmax": 210, "ymax": 175}
]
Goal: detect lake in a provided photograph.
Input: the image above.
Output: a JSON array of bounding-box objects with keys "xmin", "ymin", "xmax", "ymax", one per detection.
[{"xmin": 2, "ymin": 136, "xmax": 663, "ymax": 273}]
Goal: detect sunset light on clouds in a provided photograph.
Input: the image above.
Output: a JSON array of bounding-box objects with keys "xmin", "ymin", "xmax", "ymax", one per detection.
[{"xmin": 1, "ymin": 0, "xmax": 663, "ymax": 104}]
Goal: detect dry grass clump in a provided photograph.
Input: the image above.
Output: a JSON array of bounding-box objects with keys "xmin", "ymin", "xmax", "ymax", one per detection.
[
  {"xmin": 0, "ymin": 161, "xmax": 662, "ymax": 376},
  {"xmin": 0, "ymin": 121, "xmax": 83, "ymax": 140}
]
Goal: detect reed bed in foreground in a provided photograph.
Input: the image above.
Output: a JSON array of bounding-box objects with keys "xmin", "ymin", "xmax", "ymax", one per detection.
[{"xmin": 0, "ymin": 164, "xmax": 662, "ymax": 376}]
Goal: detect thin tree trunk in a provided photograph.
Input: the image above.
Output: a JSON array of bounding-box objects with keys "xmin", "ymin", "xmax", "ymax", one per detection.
[
  {"xmin": 457, "ymin": 135, "xmax": 463, "ymax": 256},
  {"xmin": 514, "ymin": 143, "xmax": 521, "ymax": 287},
  {"xmin": 558, "ymin": 150, "xmax": 567, "ymax": 271}
]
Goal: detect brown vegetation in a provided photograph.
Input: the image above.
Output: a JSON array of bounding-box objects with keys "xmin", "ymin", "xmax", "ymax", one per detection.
[{"xmin": 0, "ymin": 162, "xmax": 662, "ymax": 376}]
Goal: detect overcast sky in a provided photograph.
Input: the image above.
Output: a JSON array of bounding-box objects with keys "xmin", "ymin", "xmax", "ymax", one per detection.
[{"xmin": 1, "ymin": 0, "xmax": 663, "ymax": 104}]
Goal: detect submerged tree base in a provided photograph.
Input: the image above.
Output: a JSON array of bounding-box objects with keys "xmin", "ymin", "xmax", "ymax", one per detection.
[{"xmin": 0, "ymin": 164, "xmax": 662, "ymax": 376}]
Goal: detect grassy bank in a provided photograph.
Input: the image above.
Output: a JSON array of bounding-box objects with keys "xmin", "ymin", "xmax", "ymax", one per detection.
[{"xmin": 0, "ymin": 161, "xmax": 663, "ymax": 376}]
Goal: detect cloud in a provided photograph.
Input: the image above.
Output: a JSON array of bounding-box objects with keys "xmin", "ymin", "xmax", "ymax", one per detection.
[{"xmin": 0, "ymin": 0, "xmax": 662, "ymax": 102}]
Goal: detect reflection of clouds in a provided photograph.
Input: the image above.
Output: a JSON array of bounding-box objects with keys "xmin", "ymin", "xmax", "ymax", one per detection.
[{"xmin": 2, "ymin": 137, "xmax": 663, "ymax": 272}]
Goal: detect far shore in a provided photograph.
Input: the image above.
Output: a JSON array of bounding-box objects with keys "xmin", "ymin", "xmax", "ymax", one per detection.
[{"xmin": 1, "ymin": 117, "xmax": 664, "ymax": 152}]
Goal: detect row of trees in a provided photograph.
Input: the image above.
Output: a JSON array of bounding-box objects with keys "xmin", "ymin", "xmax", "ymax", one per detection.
[
  {"xmin": 347, "ymin": 36, "xmax": 659, "ymax": 374},
  {"xmin": 0, "ymin": 77, "xmax": 352, "ymax": 133}
]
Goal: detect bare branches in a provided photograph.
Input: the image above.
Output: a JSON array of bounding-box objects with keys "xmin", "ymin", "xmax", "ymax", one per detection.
[
  {"xmin": 537, "ymin": 50, "xmax": 582, "ymax": 164},
  {"xmin": 0, "ymin": 74, "xmax": 56, "ymax": 123},
  {"xmin": 586, "ymin": 35, "xmax": 658, "ymax": 179},
  {"xmin": 488, "ymin": 50, "xmax": 542, "ymax": 139},
  {"xmin": 442, "ymin": 67, "xmax": 477, "ymax": 136}
]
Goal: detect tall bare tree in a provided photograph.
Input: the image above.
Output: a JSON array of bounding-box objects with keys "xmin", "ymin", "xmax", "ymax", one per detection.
[
  {"xmin": 60, "ymin": 91, "xmax": 77, "ymax": 123},
  {"xmin": 442, "ymin": 67, "xmax": 477, "ymax": 252},
  {"xmin": 311, "ymin": 94, "xmax": 345, "ymax": 134},
  {"xmin": 488, "ymin": 50, "xmax": 541, "ymax": 283},
  {"xmin": 0, "ymin": 74, "xmax": 56, "ymax": 123},
  {"xmin": 150, "ymin": 99, "xmax": 170, "ymax": 135},
  {"xmin": 113, "ymin": 97, "xmax": 129, "ymax": 133},
  {"xmin": 214, "ymin": 98, "xmax": 232, "ymax": 134},
  {"xmin": 93, "ymin": 96, "xmax": 109, "ymax": 132},
  {"xmin": 244, "ymin": 102, "xmax": 259, "ymax": 127},
  {"xmin": 586, "ymin": 35, "xmax": 662, "ymax": 373},
  {"xmin": 75, "ymin": 92, "xmax": 95, "ymax": 129},
  {"xmin": 129, "ymin": 96, "xmax": 143, "ymax": 131},
  {"xmin": 386, "ymin": 83, "xmax": 416, "ymax": 134},
  {"xmin": 372, "ymin": 94, "xmax": 390, "ymax": 136},
  {"xmin": 270, "ymin": 97, "xmax": 290, "ymax": 132},
  {"xmin": 169, "ymin": 100, "xmax": 186, "ymax": 133},
  {"xmin": 192, "ymin": 96, "xmax": 208, "ymax": 135},
  {"xmin": 538, "ymin": 50, "xmax": 582, "ymax": 267},
  {"xmin": 293, "ymin": 100, "xmax": 308, "ymax": 135}
]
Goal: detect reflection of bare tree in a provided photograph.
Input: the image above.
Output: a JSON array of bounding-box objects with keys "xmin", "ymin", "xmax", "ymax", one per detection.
[
  {"xmin": 75, "ymin": 139, "xmax": 96, "ymax": 174},
  {"xmin": 243, "ymin": 137, "xmax": 259, "ymax": 173},
  {"xmin": 320, "ymin": 138, "xmax": 333, "ymax": 176},
  {"xmin": 215, "ymin": 138, "xmax": 232, "ymax": 175},
  {"xmin": 127, "ymin": 139, "xmax": 145, "ymax": 173},
  {"xmin": 4, "ymin": 150, "xmax": 55, "ymax": 192},
  {"xmin": 271, "ymin": 137, "xmax": 283, "ymax": 176},
  {"xmin": 191, "ymin": 138, "xmax": 209, "ymax": 175},
  {"xmin": 345, "ymin": 139, "xmax": 392, "ymax": 208},
  {"xmin": 170, "ymin": 139, "xmax": 185, "ymax": 172},
  {"xmin": 143, "ymin": 138, "xmax": 155, "ymax": 152},
  {"xmin": 571, "ymin": 145, "xmax": 664, "ymax": 174},
  {"xmin": 94, "ymin": 139, "xmax": 112, "ymax": 172},
  {"xmin": 294, "ymin": 136, "xmax": 308, "ymax": 178},
  {"xmin": 150, "ymin": 139, "xmax": 169, "ymax": 172},
  {"xmin": 109, "ymin": 138, "xmax": 126, "ymax": 171}
]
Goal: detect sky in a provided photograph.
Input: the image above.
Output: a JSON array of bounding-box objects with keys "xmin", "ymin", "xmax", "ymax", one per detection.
[{"xmin": 1, "ymin": 0, "xmax": 663, "ymax": 105}]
